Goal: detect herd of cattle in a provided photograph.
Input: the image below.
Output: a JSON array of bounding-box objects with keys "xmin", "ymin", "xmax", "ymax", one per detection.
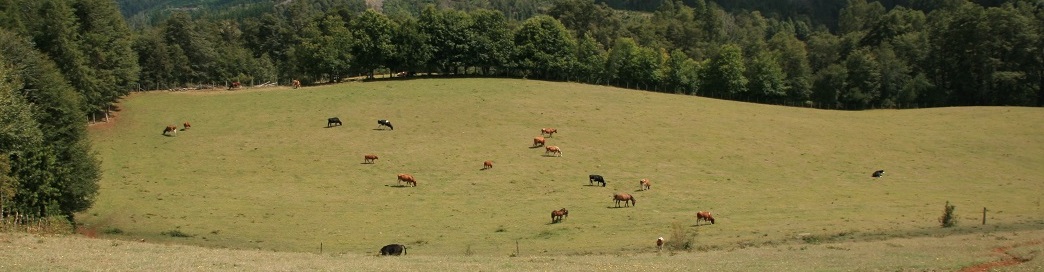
[{"xmin": 162, "ymin": 115, "xmax": 719, "ymax": 255}]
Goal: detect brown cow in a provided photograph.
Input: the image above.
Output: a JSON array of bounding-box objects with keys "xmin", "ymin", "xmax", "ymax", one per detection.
[
  {"xmin": 182, "ymin": 122, "xmax": 191, "ymax": 130},
  {"xmin": 656, "ymin": 237, "xmax": 665, "ymax": 251},
  {"xmin": 292, "ymin": 79, "xmax": 301, "ymax": 89},
  {"xmin": 228, "ymin": 81, "xmax": 241, "ymax": 90},
  {"xmin": 640, "ymin": 179, "xmax": 651, "ymax": 191},
  {"xmin": 533, "ymin": 136, "xmax": 545, "ymax": 147},
  {"xmin": 483, "ymin": 160, "xmax": 493, "ymax": 169},
  {"xmin": 364, "ymin": 154, "xmax": 379, "ymax": 164},
  {"xmin": 541, "ymin": 128, "xmax": 557, "ymax": 137},
  {"xmin": 551, "ymin": 208, "xmax": 568, "ymax": 223},
  {"xmin": 613, "ymin": 193, "xmax": 635, "ymax": 207},
  {"xmin": 696, "ymin": 211, "xmax": 715, "ymax": 225},
  {"xmin": 397, "ymin": 174, "xmax": 417, "ymax": 187},
  {"xmin": 162, "ymin": 125, "xmax": 177, "ymax": 136},
  {"xmin": 544, "ymin": 145, "xmax": 562, "ymax": 157}
]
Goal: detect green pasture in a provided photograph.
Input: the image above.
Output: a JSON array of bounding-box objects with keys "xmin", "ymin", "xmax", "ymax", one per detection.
[{"xmin": 81, "ymin": 78, "xmax": 1044, "ymax": 257}]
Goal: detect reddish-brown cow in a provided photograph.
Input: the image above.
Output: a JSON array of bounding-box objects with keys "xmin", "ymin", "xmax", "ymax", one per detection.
[
  {"xmin": 364, "ymin": 154, "xmax": 379, "ymax": 164},
  {"xmin": 640, "ymin": 179, "xmax": 651, "ymax": 191},
  {"xmin": 613, "ymin": 193, "xmax": 635, "ymax": 207},
  {"xmin": 551, "ymin": 208, "xmax": 568, "ymax": 223},
  {"xmin": 696, "ymin": 211, "xmax": 716, "ymax": 225},
  {"xmin": 183, "ymin": 122, "xmax": 191, "ymax": 130},
  {"xmin": 545, "ymin": 145, "xmax": 562, "ymax": 157},
  {"xmin": 162, "ymin": 125, "xmax": 177, "ymax": 136},
  {"xmin": 533, "ymin": 136, "xmax": 546, "ymax": 147},
  {"xmin": 541, "ymin": 128, "xmax": 557, "ymax": 137},
  {"xmin": 483, "ymin": 160, "xmax": 493, "ymax": 169},
  {"xmin": 292, "ymin": 79, "xmax": 301, "ymax": 89},
  {"xmin": 397, "ymin": 174, "xmax": 417, "ymax": 187}
]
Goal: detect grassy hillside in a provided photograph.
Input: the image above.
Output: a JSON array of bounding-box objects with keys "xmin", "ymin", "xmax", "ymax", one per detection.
[{"xmin": 80, "ymin": 78, "xmax": 1044, "ymax": 260}]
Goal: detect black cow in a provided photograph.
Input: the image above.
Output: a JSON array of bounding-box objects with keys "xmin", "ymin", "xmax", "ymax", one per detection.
[
  {"xmin": 377, "ymin": 119, "xmax": 394, "ymax": 130},
  {"xmin": 327, "ymin": 117, "xmax": 342, "ymax": 127},
  {"xmin": 589, "ymin": 174, "xmax": 606, "ymax": 187},
  {"xmin": 380, "ymin": 244, "xmax": 407, "ymax": 256},
  {"xmin": 872, "ymin": 170, "xmax": 885, "ymax": 178}
]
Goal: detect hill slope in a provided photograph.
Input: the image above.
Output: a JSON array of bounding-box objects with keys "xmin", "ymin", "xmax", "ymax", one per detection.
[{"xmin": 81, "ymin": 78, "xmax": 1044, "ymax": 258}]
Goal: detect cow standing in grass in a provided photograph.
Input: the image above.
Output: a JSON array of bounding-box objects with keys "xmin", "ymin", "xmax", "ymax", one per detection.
[
  {"xmin": 377, "ymin": 119, "xmax": 394, "ymax": 130},
  {"xmin": 545, "ymin": 146, "xmax": 561, "ymax": 157},
  {"xmin": 533, "ymin": 136, "xmax": 545, "ymax": 147},
  {"xmin": 163, "ymin": 125, "xmax": 177, "ymax": 136},
  {"xmin": 696, "ymin": 211, "xmax": 715, "ymax": 225},
  {"xmin": 483, "ymin": 160, "xmax": 493, "ymax": 169},
  {"xmin": 613, "ymin": 193, "xmax": 635, "ymax": 207},
  {"xmin": 551, "ymin": 208, "xmax": 568, "ymax": 223},
  {"xmin": 364, "ymin": 154, "xmax": 379, "ymax": 164},
  {"xmin": 589, "ymin": 175, "xmax": 606, "ymax": 187},
  {"xmin": 541, "ymin": 128, "xmax": 557, "ymax": 137},
  {"xmin": 640, "ymin": 179, "xmax": 651, "ymax": 191},
  {"xmin": 397, "ymin": 174, "xmax": 417, "ymax": 187},
  {"xmin": 292, "ymin": 79, "xmax": 301, "ymax": 89},
  {"xmin": 327, "ymin": 117, "xmax": 342, "ymax": 127}
]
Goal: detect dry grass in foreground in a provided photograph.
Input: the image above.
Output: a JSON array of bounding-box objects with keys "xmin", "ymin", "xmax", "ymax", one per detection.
[{"xmin": 2, "ymin": 229, "xmax": 1043, "ymax": 271}]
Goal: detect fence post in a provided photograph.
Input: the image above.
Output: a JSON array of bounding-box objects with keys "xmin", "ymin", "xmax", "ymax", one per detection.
[{"xmin": 982, "ymin": 207, "xmax": 986, "ymax": 225}]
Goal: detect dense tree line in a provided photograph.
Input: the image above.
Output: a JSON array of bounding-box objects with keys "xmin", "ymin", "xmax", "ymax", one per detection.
[{"xmin": 1, "ymin": 0, "xmax": 1042, "ymax": 226}]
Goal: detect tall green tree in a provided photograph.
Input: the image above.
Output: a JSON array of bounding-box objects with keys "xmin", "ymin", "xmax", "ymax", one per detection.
[
  {"xmin": 350, "ymin": 9, "xmax": 395, "ymax": 78},
  {"xmin": 70, "ymin": 0, "xmax": 140, "ymax": 119},
  {"xmin": 0, "ymin": 29, "xmax": 99, "ymax": 220},
  {"xmin": 573, "ymin": 33, "xmax": 608, "ymax": 84},
  {"xmin": 746, "ymin": 49, "xmax": 788, "ymax": 102},
  {"xmin": 512, "ymin": 15, "xmax": 576, "ymax": 79},
  {"xmin": 703, "ymin": 44, "xmax": 748, "ymax": 98},
  {"xmin": 468, "ymin": 9, "xmax": 511, "ymax": 75},
  {"xmin": 768, "ymin": 31, "xmax": 813, "ymax": 102},
  {"xmin": 388, "ymin": 16, "xmax": 431, "ymax": 74}
]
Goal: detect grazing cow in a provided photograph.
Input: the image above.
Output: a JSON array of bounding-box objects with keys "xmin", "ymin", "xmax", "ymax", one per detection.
[
  {"xmin": 696, "ymin": 211, "xmax": 715, "ymax": 225},
  {"xmin": 379, "ymin": 244, "xmax": 407, "ymax": 256},
  {"xmin": 162, "ymin": 125, "xmax": 177, "ymax": 136},
  {"xmin": 182, "ymin": 122, "xmax": 191, "ymax": 130},
  {"xmin": 589, "ymin": 175, "xmax": 606, "ymax": 187},
  {"xmin": 292, "ymin": 79, "xmax": 301, "ymax": 89},
  {"xmin": 327, "ymin": 117, "xmax": 342, "ymax": 127},
  {"xmin": 872, "ymin": 170, "xmax": 885, "ymax": 178},
  {"xmin": 541, "ymin": 128, "xmax": 557, "ymax": 137},
  {"xmin": 640, "ymin": 179, "xmax": 651, "ymax": 191},
  {"xmin": 228, "ymin": 81, "xmax": 241, "ymax": 90},
  {"xmin": 377, "ymin": 119, "xmax": 394, "ymax": 130},
  {"xmin": 483, "ymin": 160, "xmax": 493, "ymax": 169},
  {"xmin": 533, "ymin": 136, "xmax": 545, "ymax": 147},
  {"xmin": 551, "ymin": 208, "xmax": 568, "ymax": 223},
  {"xmin": 613, "ymin": 193, "xmax": 635, "ymax": 207},
  {"xmin": 545, "ymin": 146, "xmax": 562, "ymax": 157},
  {"xmin": 656, "ymin": 237, "xmax": 665, "ymax": 250},
  {"xmin": 397, "ymin": 173, "xmax": 417, "ymax": 187},
  {"xmin": 364, "ymin": 154, "xmax": 378, "ymax": 164}
]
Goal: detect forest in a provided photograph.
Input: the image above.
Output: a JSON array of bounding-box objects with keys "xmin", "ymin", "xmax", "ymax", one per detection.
[{"xmin": 1, "ymin": 0, "xmax": 1042, "ymax": 225}]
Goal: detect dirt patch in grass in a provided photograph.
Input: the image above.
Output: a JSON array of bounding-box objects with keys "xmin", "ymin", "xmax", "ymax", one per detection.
[{"xmin": 958, "ymin": 239, "xmax": 1043, "ymax": 272}]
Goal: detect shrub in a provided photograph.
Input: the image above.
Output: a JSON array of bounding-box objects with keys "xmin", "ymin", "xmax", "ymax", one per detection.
[
  {"xmin": 161, "ymin": 229, "xmax": 193, "ymax": 238},
  {"xmin": 939, "ymin": 201, "xmax": 956, "ymax": 228},
  {"xmin": 666, "ymin": 221, "xmax": 696, "ymax": 251}
]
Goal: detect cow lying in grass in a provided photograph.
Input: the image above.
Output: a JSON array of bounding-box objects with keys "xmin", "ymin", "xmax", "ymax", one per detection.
[{"xmin": 379, "ymin": 244, "xmax": 406, "ymax": 256}]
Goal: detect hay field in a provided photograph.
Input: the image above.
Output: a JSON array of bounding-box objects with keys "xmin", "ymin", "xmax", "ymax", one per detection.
[{"xmin": 80, "ymin": 78, "xmax": 1044, "ymax": 259}]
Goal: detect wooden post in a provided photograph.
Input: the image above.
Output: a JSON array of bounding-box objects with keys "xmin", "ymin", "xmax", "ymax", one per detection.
[
  {"xmin": 515, "ymin": 239, "xmax": 520, "ymax": 256},
  {"xmin": 982, "ymin": 207, "xmax": 987, "ymax": 225}
]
